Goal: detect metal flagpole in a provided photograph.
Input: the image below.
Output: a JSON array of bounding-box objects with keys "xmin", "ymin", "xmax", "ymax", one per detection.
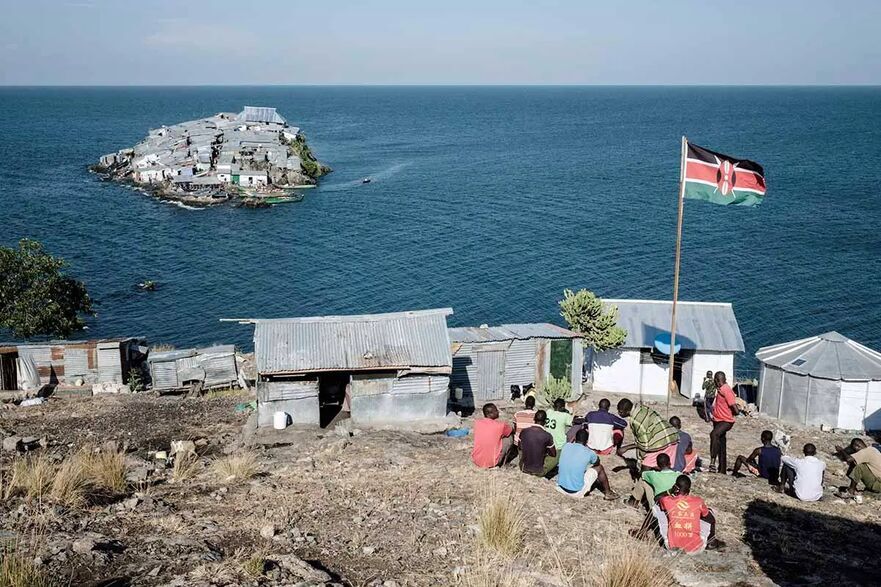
[{"xmin": 667, "ymin": 136, "xmax": 688, "ymax": 416}]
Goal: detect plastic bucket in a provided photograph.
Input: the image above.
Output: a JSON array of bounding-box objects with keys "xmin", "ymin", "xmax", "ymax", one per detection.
[{"xmin": 273, "ymin": 411, "xmax": 289, "ymax": 430}]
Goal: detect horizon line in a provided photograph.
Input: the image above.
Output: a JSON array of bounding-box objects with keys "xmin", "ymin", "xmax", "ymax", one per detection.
[{"xmin": 2, "ymin": 83, "xmax": 881, "ymax": 89}]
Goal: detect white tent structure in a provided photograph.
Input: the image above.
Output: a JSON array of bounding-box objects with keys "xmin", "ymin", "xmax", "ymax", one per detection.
[{"xmin": 756, "ymin": 332, "xmax": 881, "ymax": 432}]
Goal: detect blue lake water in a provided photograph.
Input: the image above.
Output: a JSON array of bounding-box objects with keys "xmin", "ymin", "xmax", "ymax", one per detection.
[{"xmin": 1, "ymin": 86, "xmax": 879, "ymax": 373}]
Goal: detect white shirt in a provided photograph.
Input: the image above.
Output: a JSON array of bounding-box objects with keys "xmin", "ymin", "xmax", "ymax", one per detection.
[
  {"xmin": 587, "ymin": 423, "xmax": 614, "ymax": 452},
  {"xmin": 781, "ymin": 455, "xmax": 826, "ymax": 501}
]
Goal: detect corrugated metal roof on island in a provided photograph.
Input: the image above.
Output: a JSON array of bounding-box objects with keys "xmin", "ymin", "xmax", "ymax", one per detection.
[
  {"xmin": 756, "ymin": 331, "xmax": 881, "ymax": 380},
  {"xmin": 237, "ymin": 106, "xmax": 287, "ymax": 125},
  {"xmin": 603, "ymin": 299, "xmax": 744, "ymax": 352},
  {"xmin": 251, "ymin": 308, "xmax": 453, "ymax": 375},
  {"xmin": 447, "ymin": 323, "xmax": 581, "ymax": 343}
]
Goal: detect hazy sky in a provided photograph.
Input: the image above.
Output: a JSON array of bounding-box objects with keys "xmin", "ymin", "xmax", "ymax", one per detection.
[{"xmin": 2, "ymin": 0, "xmax": 880, "ymax": 85}]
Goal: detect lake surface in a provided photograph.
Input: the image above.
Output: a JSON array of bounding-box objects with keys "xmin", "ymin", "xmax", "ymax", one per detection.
[{"xmin": 1, "ymin": 86, "xmax": 879, "ymax": 373}]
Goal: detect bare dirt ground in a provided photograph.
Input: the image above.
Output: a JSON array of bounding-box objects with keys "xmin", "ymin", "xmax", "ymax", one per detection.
[{"xmin": 1, "ymin": 391, "xmax": 879, "ymax": 586}]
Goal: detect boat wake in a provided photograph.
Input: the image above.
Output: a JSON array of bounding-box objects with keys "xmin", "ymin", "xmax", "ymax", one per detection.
[{"xmin": 318, "ymin": 161, "xmax": 412, "ymax": 192}]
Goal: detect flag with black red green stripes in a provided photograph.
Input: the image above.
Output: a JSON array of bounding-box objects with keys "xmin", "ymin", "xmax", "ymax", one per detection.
[{"xmin": 684, "ymin": 143, "xmax": 766, "ymax": 206}]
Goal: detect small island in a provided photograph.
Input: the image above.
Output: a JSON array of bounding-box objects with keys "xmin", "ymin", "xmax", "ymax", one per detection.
[{"xmin": 93, "ymin": 106, "xmax": 330, "ymax": 207}]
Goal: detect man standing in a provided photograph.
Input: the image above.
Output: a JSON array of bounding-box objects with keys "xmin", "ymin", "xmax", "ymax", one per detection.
[
  {"xmin": 777, "ymin": 443, "xmax": 825, "ymax": 501},
  {"xmin": 471, "ymin": 403, "xmax": 515, "ymax": 469},
  {"xmin": 556, "ymin": 429, "xmax": 619, "ymax": 500},
  {"xmin": 519, "ymin": 410, "xmax": 557, "ymax": 478},
  {"xmin": 834, "ymin": 438, "xmax": 881, "ymax": 496},
  {"xmin": 701, "ymin": 370, "xmax": 716, "ymax": 422},
  {"xmin": 709, "ymin": 372, "xmax": 738, "ymax": 474},
  {"xmin": 545, "ymin": 398, "xmax": 574, "ymax": 452}
]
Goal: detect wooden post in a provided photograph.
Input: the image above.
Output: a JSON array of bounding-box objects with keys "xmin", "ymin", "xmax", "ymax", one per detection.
[{"xmin": 666, "ymin": 136, "xmax": 688, "ymax": 416}]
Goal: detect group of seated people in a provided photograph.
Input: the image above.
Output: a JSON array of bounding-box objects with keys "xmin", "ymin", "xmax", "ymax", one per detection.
[
  {"xmin": 472, "ymin": 396, "xmax": 722, "ymax": 552},
  {"xmin": 471, "ymin": 394, "xmax": 881, "ymax": 554}
]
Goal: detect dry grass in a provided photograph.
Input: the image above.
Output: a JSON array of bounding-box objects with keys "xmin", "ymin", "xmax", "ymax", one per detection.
[
  {"xmin": 589, "ymin": 531, "xmax": 675, "ymax": 587},
  {"xmin": 212, "ymin": 452, "xmax": 259, "ymax": 482},
  {"xmin": 476, "ymin": 492, "xmax": 525, "ymax": 557},
  {"xmin": 4, "ymin": 456, "xmax": 55, "ymax": 502},
  {"xmin": 0, "ymin": 543, "xmax": 54, "ymax": 587},
  {"xmin": 84, "ymin": 449, "xmax": 127, "ymax": 494},
  {"xmin": 172, "ymin": 451, "xmax": 201, "ymax": 483},
  {"xmin": 204, "ymin": 387, "xmax": 248, "ymax": 400},
  {"xmin": 241, "ymin": 554, "xmax": 267, "ymax": 578},
  {"xmin": 459, "ymin": 554, "xmax": 528, "ymax": 587},
  {"xmin": 151, "ymin": 515, "xmax": 189, "ymax": 535},
  {"xmin": 49, "ymin": 454, "xmax": 91, "ymax": 508}
]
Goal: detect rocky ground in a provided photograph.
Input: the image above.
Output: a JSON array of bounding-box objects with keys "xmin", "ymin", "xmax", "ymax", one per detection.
[{"xmin": 0, "ymin": 391, "xmax": 878, "ymax": 586}]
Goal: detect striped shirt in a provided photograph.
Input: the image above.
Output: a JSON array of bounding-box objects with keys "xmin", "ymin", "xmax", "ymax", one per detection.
[{"xmin": 630, "ymin": 405, "xmax": 679, "ymax": 457}]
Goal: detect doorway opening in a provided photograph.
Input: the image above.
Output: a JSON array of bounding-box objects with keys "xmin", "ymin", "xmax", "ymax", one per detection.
[{"xmin": 318, "ymin": 372, "xmax": 351, "ymax": 428}]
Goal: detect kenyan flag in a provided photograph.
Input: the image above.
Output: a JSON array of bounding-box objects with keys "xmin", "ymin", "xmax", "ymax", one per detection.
[{"xmin": 683, "ymin": 143, "xmax": 766, "ymax": 207}]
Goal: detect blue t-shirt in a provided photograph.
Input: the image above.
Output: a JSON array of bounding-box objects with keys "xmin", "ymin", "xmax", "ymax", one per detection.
[
  {"xmin": 557, "ymin": 443, "xmax": 598, "ymax": 492},
  {"xmin": 758, "ymin": 445, "xmax": 782, "ymax": 479}
]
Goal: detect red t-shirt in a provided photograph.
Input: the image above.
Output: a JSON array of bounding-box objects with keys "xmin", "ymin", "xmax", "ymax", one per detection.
[
  {"xmin": 659, "ymin": 495, "xmax": 709, "ymax": 553},
  {"xmin": 471, "ymin": 418, "xmax": 513, "ymax": 468},
  {"xmin": 712, "ymin": 384, "xmax": 737, "ymax": 423}
]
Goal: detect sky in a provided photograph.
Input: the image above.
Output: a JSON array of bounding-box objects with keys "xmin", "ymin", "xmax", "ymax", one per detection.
[{"xmin": 1, "ymin": 0, "xmax": 880, "ymax": 85}]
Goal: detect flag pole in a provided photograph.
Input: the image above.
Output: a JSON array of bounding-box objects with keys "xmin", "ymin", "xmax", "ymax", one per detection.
[{"xmin": 667, "ymin": 136, "xmax": 688, "ymax": 416}]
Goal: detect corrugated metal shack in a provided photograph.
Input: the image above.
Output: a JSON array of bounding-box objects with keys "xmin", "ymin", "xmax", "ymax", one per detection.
[
  {"xmin": 0, "ymin": 338, "xmax": 146, "ymax": 390},
  {"xmin": 240, "ymin": 308, "xmax": 454, "ymax": 428},
  {"xmin": 448, "ymin": 323, "xmax": 584, "ymax": 407},
  {"xmin": 148, "ymin": 345, "xmax": 238, "ymax": 392}
]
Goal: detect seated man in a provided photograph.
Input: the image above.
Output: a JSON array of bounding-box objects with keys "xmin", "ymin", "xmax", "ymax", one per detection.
[
  {"xmin": 626, "ymin": 453, "xmax": 679, "ymax": 509},
  {"xmin": 834, "ymin": 438, "xmax": 881, "ymax": 496},
  {"xmin": 732, "ymin": 430, "xmax": 782, "ymax": 485},
  {"xmin": 519, "ymin": 410, "xmax": 558, "ymax": 478},
  {"xmin": 545, "ymin": 398, "xmax": 575, "ymax": 452},
  {"xmin": 652, "ymin": 475, "xmax": 723, "ymax": 553},
  {"xmin": 584, "ymin": 398, "xmax": 628, "ymax": 456},
  {"xmin": 669, "ymin": 416, "xmax": 698, "ymax": 474},
  {"xmin": 513, "ymin": 396, "xmax": 537, "ymax": 446},
  {"xmin": 776, "ymin": 443, "xmax": 825, "ymax": 501},
  {"xmin": 617, "ymin": 399, "xmax": 680, "ymax": 470},
  {"xmin": 556, "ymin": 429, "xmax": 619, "ymax": 500},
  {"xmin": 471, "ymin": 403, "xmax": 516, "ymax": 469}
]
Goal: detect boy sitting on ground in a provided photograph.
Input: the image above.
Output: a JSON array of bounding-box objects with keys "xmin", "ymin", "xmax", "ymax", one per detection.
[
  {"xmin": 556, "ymin": 429, "xmax": 619, "ymax": 500},
  {"xmin": 834, "ymin": 438, "xmax": 881, "ymax": 497},
  {"xmin": 471, "ymin": 403, "xmax": 516, "ymax": 469},
  {"xmin": 776, "ymin": 443, "xmax": 825, "ymax": 501},
  {"xmin": 584, "ymin": 398, "xmax": 629, "ymax": 456},
  {"xmin": 625, "ymin": 453, "xmax": 679, "ymax": 510},
  {"xmin": 513, "ymin": 396, "xmax": 537, "ymax": 446},
  {"xmin": 732, "ymin": 430, "xmax": 782, "ymax": 485},
  {"xmin": 519, "ymin": 410, "xmax": 558, "ymax": 478},
  {"xmin": 669, "ymin": 416, "xmax": 698, "ymax": 473},
  {"xmin": 643, "ymin": 475, "xmax": 724, "ymax": 553},
  {"xmin": 545, "ymin": 398, "xmax": 574, "ymax": 452}
]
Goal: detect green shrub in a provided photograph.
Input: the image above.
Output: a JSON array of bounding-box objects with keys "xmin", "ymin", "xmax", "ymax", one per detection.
[{"xmin": 538, "ymin": 375, "xmax": 571, "ymax": 407}]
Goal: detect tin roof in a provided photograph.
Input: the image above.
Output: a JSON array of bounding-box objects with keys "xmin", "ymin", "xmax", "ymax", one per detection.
[
  {"xmin": 248, "ymin": 308, "xmax": 453, "ymax": 375},
  {"xmin": 149, "ymin": 344, "xmax": 236, "ymax": 364},
  {"xmin": 756, "ymin": 331, "xmax": 881, "ymax": 380},
  {"xmin": 447, "ymin": 323, "xmax": 581, "ymax": 343},
  {"xmin": 603, "ymin": 299, "xmax": 744, "ymax": 352},
  {"xmin": 237, "ymin": 106, "xmax": 286, "ymax": 125}
]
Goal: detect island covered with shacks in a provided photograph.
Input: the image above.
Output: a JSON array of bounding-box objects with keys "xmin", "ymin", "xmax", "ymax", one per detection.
[{"xmin": 92, "ymin": 106, "xmax": 330, "ymax": 207}]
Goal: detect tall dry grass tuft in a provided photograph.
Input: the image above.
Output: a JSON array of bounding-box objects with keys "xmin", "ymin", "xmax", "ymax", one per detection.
[
  {"xmin": 49, "ymin": 453, "xmax": 91, "ymax": 508},
  {"xmin": 0, "ymin": 543, "xmax": 54, "ymax": 587},
  {"xmin": 84, "ymin": 449, "xmax": 128, "ymax": 494},
  {"xmin": 5, "ymin": 456, "xmax": 55, "ymax": 502},
  {"xmin": 212, "ymin": 452, "xmax": 259, "ymax": 482},
  {"xmin": 477, "ymin": 492, "xmax": 525, "ymax": 557},
  {"xmin": 172, "ymin": 451, "xmax": 201, "ymax": 483},
  {"xmin": 459, "ymin": 552, "xmax": 529, "ymax": 587},
  {"xmin": 590, "ymin": 531, "xmax": 675, "ymax": 587}
]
